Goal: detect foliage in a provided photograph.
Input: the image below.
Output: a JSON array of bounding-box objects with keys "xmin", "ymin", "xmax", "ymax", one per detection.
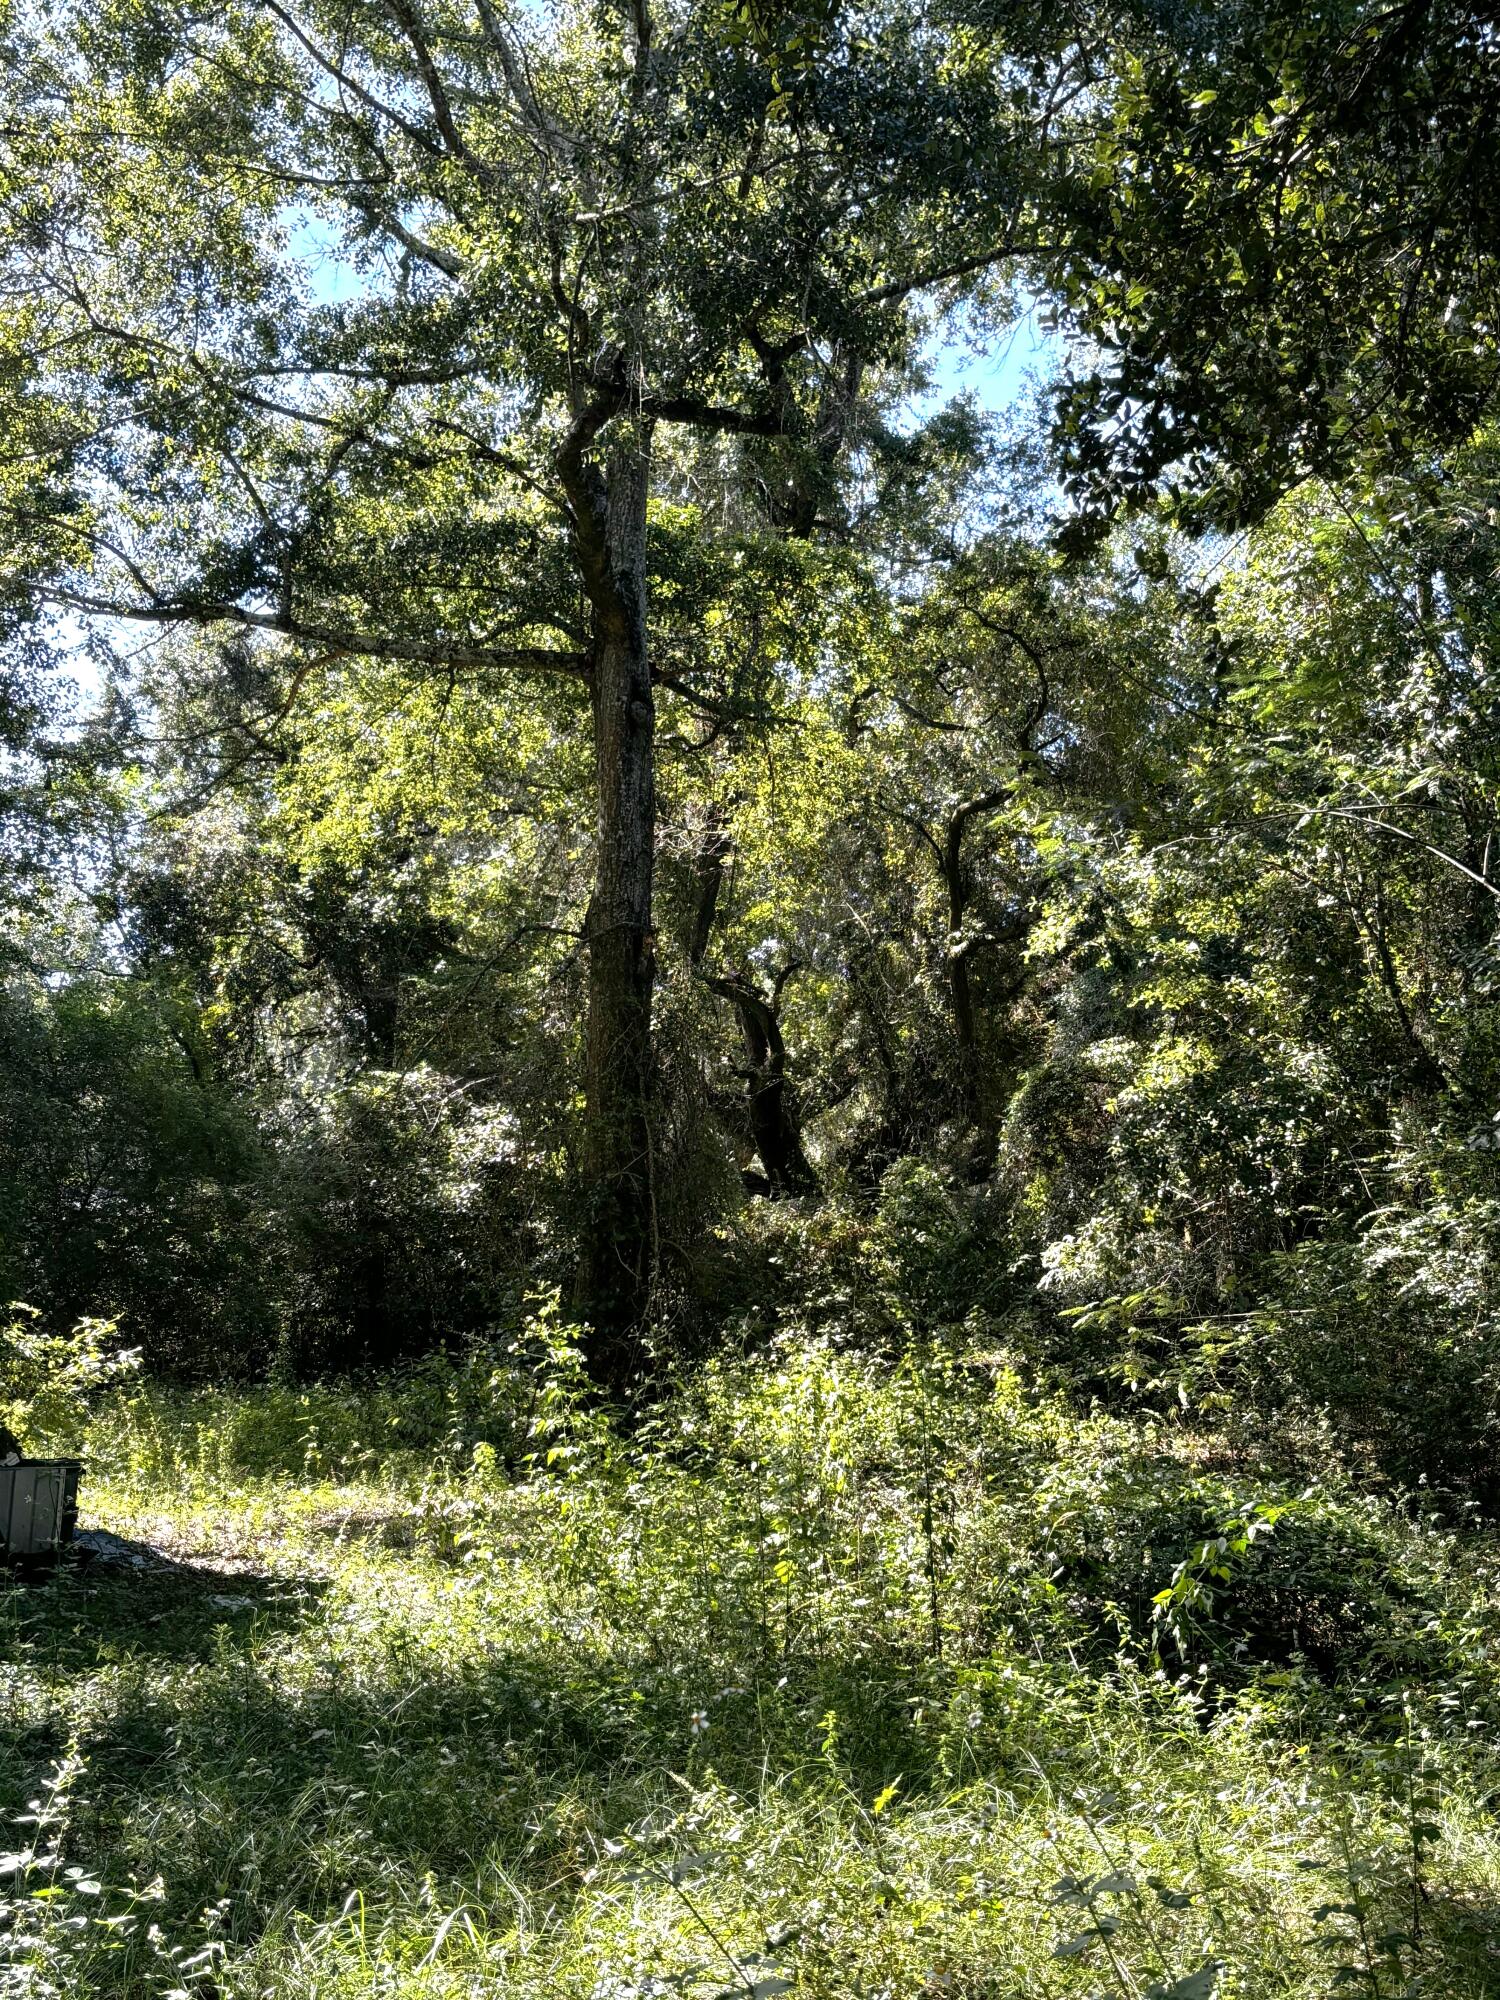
[
  {"xmin": 1043, "ymin": 0, "xmax": 1500, "ymax": 530},
  {"xmin": 0, "ymin": 969, "xmax": 267, "ymax": 1373},
  {"xmin": 2, "ymin": 1352, "xmax": 1500, "ymax": 1995},
  {"xmin": 0, "ymin": 0, "xmax": 1494, "ymax": 1405},
  {"xmin": 0, "ymin": 1305, "xmax": 140, "ymax": 1456},
  {"xmin": 1, "ymin": 4, "xmax": 1500, "ymax": 1987}
]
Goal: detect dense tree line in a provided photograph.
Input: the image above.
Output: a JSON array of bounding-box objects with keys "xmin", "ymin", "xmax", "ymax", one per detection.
[{"xmin": 0, "ymin": 0, "xmax": 1497, "ymax": 1485}]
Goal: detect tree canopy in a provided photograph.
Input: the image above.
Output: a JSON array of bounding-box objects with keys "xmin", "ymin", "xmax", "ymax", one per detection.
[{"xmin": 0, "ymin": 0, "xmax": 1496, "ymax": 1439}]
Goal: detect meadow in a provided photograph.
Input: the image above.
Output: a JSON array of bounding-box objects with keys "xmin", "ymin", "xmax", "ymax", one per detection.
[{"xmin": 4, "ymin": 1315, "xmax": 1500, "ymax": 1999}]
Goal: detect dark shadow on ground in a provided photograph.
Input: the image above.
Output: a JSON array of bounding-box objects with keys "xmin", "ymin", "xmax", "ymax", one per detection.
[
  {"xmin": 0, "ymin": 1531, "xmax": 323, "ymax": 1668},
  {"xmin": 1, "ymin": 1556, "xmax": 945, "ymax": 1940},
  {"xmin": 5, "ymin": 1542, "xmax": 1493, "ymax": 2000},
  {"xmin": 1409, "ymin": 1890, "xmax": 1500, "ymax": 1990}
]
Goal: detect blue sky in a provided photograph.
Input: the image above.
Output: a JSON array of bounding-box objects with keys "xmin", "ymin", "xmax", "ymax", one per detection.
[
  {"xmin": 289, "ymin": 206, "xmax": 1055, "ymax": 419},
  {"xmin": 924, "ymin": 302, "xmax": 1054, "ymax": 416},
  {"xmin": 287, "ymin": 211, "xmax": 369, "ymax": 306}
]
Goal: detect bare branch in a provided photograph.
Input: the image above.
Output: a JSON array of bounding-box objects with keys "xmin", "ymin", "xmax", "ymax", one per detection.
[
  {"xmin": 857, "ymin": 240, "xmax": 1058, "ymax": 308},
  {"xmin": 383, "ymin": 0, "xmax": 494, "ymax": 177},
  {"xmin": 637, "ymin": 393, "xmax": 788, "ymax": 437},
  {"xmin": 259, "ymin": 0, "xmax": 439, "ymax": 153},
  {"xmin": 1261, "ymin": 804, "xmax": 1500, "ymax": 901},
  {"xmin": 364, "ymin": 205, "xmax": 467, "ymax": 278}
]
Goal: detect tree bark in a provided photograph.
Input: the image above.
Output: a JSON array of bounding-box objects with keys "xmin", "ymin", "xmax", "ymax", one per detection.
[
  {"xmin": 562, "ymin": 416, "xmax": 659, "ymax": 1391},
  {"xmin": 916, "ymin": 789, "xmax": 1008, "ymax": 1170},
  {"xmin": 942, "ymin": 819, "xmax": 984, "ymax": 1140},
  {"xmin": 707, "ymin": 967, "xmax": 818, "ymax": 1197},
  {"xmin": 688, "ymin": 814, "xmax": 816, "ymax": 1198}
]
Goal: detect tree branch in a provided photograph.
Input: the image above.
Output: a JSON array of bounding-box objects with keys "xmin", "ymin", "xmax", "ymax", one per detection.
[
  {"xmin": 28, "ymin": 585, "xmax": 590, "ymax": 680},
  {"xmin": 383, "ymin": 0, "xmax": 494, "ymax": 176},
  {"xmin": 259, "ymin": 0, "xmax": 439, "ymax": 153},
  {"xmin": 638, "ymin": 393, "xmax": 790, "ymax": 436}
]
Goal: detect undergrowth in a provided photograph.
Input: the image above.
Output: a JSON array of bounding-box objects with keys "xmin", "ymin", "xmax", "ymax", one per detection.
[{"xmin": 3, "ymin": 1306, "xmax": 1500, "ymax": 1996}]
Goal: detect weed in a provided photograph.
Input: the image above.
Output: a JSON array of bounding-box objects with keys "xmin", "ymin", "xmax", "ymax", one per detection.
[{"xmin": 2, "ymin": 1329, "xmax": 1499, "ymax": 1994}]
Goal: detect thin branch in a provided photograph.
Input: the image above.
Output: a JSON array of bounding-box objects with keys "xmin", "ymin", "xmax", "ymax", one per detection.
[
  {"xmin": 259, "ymin": 0, "xmax": 439, "ymax": 153},
  {"xmin": 857, "ymin": 240, "xmax": 1057, "ymax": 308},
  {"xmin": 1266, "ymin": 803, "xmax": 1500, "ymax": 900}
]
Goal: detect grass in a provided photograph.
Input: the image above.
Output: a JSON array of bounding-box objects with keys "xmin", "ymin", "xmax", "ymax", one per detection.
[{"xmin": 4, "ymin": 1325, "xmax": 1500, "ymax": 1997}]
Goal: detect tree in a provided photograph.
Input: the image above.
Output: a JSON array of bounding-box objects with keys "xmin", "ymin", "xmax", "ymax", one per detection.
[
  {"xmin": 2, "ymin": 0, "xmax": 1084, "ymax": 1385},
  {"xmin": 1041, "ymin": 0, "xmax": 1500, "ymax": 532}
]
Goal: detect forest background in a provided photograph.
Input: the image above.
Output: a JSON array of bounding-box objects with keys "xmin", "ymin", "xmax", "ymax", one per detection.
[{"xmin": 3, "ymin": 2, "xmax": 1500, "ymax": 1996}]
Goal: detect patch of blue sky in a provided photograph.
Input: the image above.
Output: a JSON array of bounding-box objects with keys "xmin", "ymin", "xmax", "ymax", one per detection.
[
  {"xmin": 895, "ymin": 298, "xmax": 1071, "ymax": 544},
  {"xmin": 907, "ymin": 297, "xmax": 1060, "ymax": 428},
  {"xmin": 284, "ymin": 207, "xmax": 369, "ymax": 308}
]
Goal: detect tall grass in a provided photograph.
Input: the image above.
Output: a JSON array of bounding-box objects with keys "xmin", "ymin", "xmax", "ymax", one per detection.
[{"xmin": 3, "ymin": 1322, "xmax": 1500, "ymax": 1996}]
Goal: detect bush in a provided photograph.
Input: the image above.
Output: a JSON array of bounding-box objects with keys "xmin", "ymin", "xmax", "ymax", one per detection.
[
  {"xmin": 1002, "ymin": 1410, "xmax": 1489, "ymax": 1693},
  {"xmin": 0, "ymin": 1303, "xmax": 141, "ymax": 1455},
  {"xmin": 0, "ymin": 974, "xmax": 268, "ymax": 1376}
]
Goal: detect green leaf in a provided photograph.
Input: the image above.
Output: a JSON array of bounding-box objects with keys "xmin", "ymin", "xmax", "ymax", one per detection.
[
  {"xmin": 1145, "ymin": 1965, "xmax": 1220, "ymax": 2000},
  {"xmin": 1053, "ymin": 1931, "xmax": 1100, "ymax": 1958}
]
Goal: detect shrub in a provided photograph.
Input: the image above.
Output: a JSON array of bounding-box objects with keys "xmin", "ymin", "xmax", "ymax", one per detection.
[{"xmin": 0, "ymin": 1304, "xmax": 141, "ymax": 1456}]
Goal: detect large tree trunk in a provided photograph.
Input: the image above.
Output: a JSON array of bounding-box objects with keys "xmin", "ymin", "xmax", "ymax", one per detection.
[{"xmin": 567, "ymin": 422, "xmax": 659, "ymax": 1392}]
